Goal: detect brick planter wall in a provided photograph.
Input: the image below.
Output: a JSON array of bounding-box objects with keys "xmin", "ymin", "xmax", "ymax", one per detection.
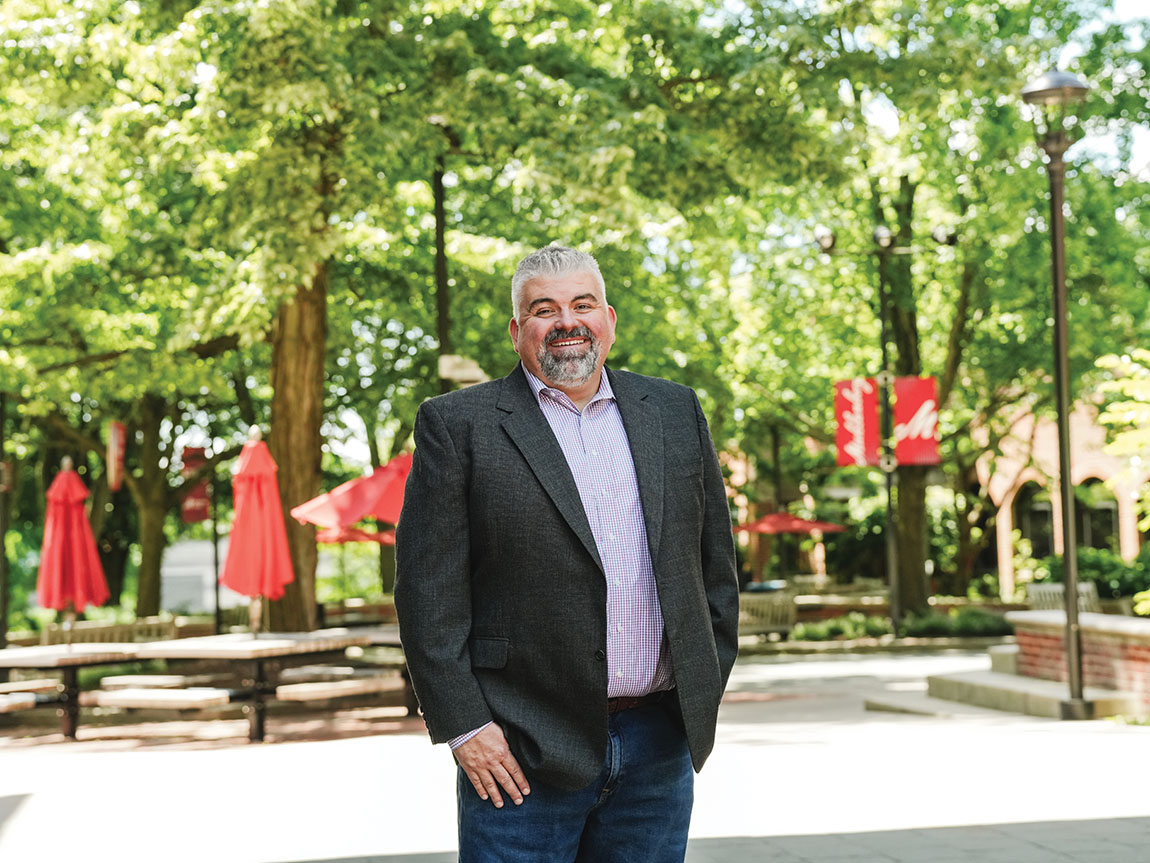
[{"xmin": 1006, "ymin": 610, "xmax": 1150, "ymax": 710}]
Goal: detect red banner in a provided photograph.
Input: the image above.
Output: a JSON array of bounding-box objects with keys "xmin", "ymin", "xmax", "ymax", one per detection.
[
  {"xmin": 106, "ymin": 421, "xmax": 126, "ymax": 492},
  {"xmin": 835, "ymin": 378, "xmax": 879, "ymax": 467},
  {"xmin": 180, "ymin": 446, "xmax": 211, "ymax": 523},
  {"xmin": 894, "ymin": 376, "xmax": 940, "ymax": 465}
]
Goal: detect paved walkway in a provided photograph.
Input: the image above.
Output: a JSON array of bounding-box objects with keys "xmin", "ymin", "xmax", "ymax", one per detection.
[{"xmin": 1, "ymin": 650, "xmax": 1148, "ymax": 862}]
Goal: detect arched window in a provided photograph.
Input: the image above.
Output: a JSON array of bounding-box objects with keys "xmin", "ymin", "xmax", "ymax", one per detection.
[
  {"xmin": 1014, "ymin": 482, "xmax": 1053, "ymax": 560},
  {"xmin": 1075, "ymin": 478, "xmax": 1117, "ymax": 552}
]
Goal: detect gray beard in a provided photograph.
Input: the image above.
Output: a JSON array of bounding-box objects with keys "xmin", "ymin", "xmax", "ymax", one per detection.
[{"xmin": 537, "ymin": 328, "xmax": 600, "ymax": 385}]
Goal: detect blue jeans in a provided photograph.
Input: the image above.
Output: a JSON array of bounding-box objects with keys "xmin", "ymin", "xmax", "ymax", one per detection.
[{"xmin": 457, "ymin": 702, "xmax": 694, "ymax": 863}]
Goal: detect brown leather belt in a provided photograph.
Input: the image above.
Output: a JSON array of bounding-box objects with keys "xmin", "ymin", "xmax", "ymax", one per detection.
[{"xmin": 607, "ymin": 689, "xmax": 672, "ymax": 714}]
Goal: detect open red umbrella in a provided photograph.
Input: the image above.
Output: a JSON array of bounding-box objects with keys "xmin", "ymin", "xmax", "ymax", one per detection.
[
  {"xmin": 219, "ymin": 434, "xmax": 293, "ymax": 633},
  {"xmin": 290, "ymin": 452, "xmax": 412, "ymax": 529},
  {"xmin": 733, "ymin": 512, "xmax": 846, "ymax": 535},
  {"xmin": 37, "ymin": 460, "xmax": 110, "ymax": 615}
]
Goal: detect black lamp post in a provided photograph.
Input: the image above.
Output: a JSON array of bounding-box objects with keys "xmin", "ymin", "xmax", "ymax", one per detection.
[
  {"xmin": 815, "ymin": 225, "xmax": 901, "ymax": 629},
  {"xmin": 1022, "ymin": 69, "xmax": 1090, "ymax": 720},
  {"xmin": 872, "ymin": 226, "xmax": 901, "ymax": 630}
]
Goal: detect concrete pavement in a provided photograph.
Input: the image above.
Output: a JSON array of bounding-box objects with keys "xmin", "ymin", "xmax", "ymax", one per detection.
[{"xmin": 1, "ymin": 649, "xmax": 1148, "ymax": 862}]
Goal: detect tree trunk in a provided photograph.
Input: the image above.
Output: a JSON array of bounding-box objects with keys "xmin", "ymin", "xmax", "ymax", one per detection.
[
  {"xmin": 883, "ymin": 175, "xmax": 931, "ymax": 616},
  {"xmin": 434, "ymin": 155, "xmax": 453, "ymax": 394},
  {"xmin": 0, "ymin": 394, "xmax": 9, "ymax": 663},
  {"xmin": 135, "ymin": 501, "xmax": 167, "ymax": 616},
  {"xmin": 267, "ymin": 265, "xmax": 328, "ymax": 632},
  {"xmin": 133, "ymin": 395, "xmax": 170, "ymax": 617},
  {"xmin": 896, "ymin": 465, "xmax": 930, "ymax": 614},
  {"xmin": 378, "ymin": 541, "xmax": 397, "ymax": 594},
  {"xmin": 90, "ymin": 476, "xmax": 134, "ymax": 605}
]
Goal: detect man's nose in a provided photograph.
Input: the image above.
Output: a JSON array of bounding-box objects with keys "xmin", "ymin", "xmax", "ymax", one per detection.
[{"xmin": 553, "ymin": 307, "xmax": 579, "ymax": 329}]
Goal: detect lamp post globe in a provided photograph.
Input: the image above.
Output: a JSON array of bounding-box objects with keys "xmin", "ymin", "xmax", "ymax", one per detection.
[{"xmin": 1022, "ymin": 70, "xmax": 1089, "ymax": 108}]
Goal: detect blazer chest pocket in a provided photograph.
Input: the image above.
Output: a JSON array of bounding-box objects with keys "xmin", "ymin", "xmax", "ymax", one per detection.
[{"xmin": 469, "ymin": 636, "xmax": 510, "ymax": 669}]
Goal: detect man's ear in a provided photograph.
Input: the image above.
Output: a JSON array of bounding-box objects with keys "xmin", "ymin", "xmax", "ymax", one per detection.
[{"xmin": 509, "ymin": 317, "xmax": 521, "ymax": 355}]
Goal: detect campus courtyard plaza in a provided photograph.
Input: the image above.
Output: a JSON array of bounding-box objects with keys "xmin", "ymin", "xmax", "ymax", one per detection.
[{"xmin": 0, "ymin": 650, "xmax": 1148, "ymax": 863}]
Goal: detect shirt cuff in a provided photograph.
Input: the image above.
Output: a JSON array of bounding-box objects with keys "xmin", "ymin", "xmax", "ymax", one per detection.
[{"xmin": 448, "ymin": 721, "xmax": 493, "ymax": 750}]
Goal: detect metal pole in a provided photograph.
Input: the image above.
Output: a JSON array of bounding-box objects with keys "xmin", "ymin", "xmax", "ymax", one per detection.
[
  {"xmin": 876, "ymin": 252, "xmax": 901, "ymax": 631},
  {"xmin": 1043, "ymin": 136, "xmax": 1090, "ymax": 719},
  {"xmin": 212, "ymin": 465, "xmax": 221, "ymax": 635},
  {"xmin": 0, "ymin": 393, "xmax": 9, "ymax": 675}
]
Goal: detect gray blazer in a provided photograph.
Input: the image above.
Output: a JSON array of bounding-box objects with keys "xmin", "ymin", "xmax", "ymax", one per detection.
[{"xmin": 394, "ymin": 364, "xmax": 739, "ymax": 790}]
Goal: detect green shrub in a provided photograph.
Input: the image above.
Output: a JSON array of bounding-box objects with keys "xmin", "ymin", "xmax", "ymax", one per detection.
[
  {"xmin": 951, "ymin": 606, "xmax": 1014, "ymax": 636},
  {"xmin": 900, "ymin": 610, "xmax": 955, "ymax": 637},
  {"xmin": 790, "ymin": 612, "xmax": 892, "ymax": 641},
  {"xmin": 900, "ymin": 607, "xmax": 1013, "ymax": 637},
  {"xmin": 1041, "ymin": 547, "xmax": 1150, "ymax": 598}
]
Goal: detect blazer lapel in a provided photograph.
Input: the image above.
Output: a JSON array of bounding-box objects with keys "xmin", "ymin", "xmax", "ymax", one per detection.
[
  {"xmin": 608, "ymin": 369, "xmax": 664, "ymax": 565},
  {"xmin": 498, "ymin": 366, "xmax": 605, "ymax": 572}
]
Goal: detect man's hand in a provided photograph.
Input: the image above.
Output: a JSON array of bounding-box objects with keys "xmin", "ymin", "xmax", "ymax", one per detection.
[{"xmin": 454, "ymin": 723, "xmax": 531, "ymax": 808}]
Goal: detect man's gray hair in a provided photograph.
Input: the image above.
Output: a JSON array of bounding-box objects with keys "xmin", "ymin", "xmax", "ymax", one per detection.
[{"xmin": 511, "ymin": 245, "xmax": 606, "ymax": 318}]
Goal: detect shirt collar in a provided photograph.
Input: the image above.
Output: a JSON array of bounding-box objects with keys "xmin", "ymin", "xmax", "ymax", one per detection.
[{"xmin": 522, "ymin": 365, "xmax": 615, "ymax": 410}]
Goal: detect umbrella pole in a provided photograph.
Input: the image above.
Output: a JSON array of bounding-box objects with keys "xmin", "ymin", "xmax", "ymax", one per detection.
[
  {"xmin": 63, "ymin": 602, "xmax": 76, "ymax": 650},
  {"xmin": 249, "ymin": 595, "xmax": 263, "ymax": 638}
]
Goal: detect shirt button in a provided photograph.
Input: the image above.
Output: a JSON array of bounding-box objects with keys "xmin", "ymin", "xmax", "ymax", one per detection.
[
  {"xmin": 614, "ymin": 578, "xmax": 621, "ymax": 587},
  {"xmin": 608, "ymin": 533, "xmax": 615, "ymax": 541},
  {"xmin": 617, "ymin": 624, "xmax": 623, "ymax": 633},
  {"xmin": 595, "ymin": 649, "xmax": 606, "ymax": 661},
  {"xmin": 616, "ymin": 670, "xmax": 623, "ymax": 678}
]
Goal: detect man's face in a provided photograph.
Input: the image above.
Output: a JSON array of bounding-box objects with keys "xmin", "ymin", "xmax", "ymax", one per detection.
[{"xmin": 509, "ymin": 271, "xmax": 616, "ymax": 390}]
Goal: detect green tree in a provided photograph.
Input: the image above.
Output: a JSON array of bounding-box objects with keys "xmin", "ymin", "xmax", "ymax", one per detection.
[{"xmin": 719, "ymin": 0, "xmax": 1150, "ymax": 610}]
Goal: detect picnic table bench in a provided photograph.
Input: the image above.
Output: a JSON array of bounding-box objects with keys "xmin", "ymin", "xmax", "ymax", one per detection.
[{"xmin": 0, "ymin": 679, "xmax": 63, "ymax": 715}]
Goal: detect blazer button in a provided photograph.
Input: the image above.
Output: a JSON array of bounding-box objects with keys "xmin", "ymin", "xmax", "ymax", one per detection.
[{"xmin": 594, "ymin": 649, "xmax": 606, "ymax": 661}]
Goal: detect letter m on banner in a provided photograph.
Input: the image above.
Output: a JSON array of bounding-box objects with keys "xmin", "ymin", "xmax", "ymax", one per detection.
[
  {"xmin": 894, "ymin": 376, "xmax": 940, "ymax": 465},
  {"xmin": 834, "ymin": 378, "xmax": 879, "ymax": 466}
]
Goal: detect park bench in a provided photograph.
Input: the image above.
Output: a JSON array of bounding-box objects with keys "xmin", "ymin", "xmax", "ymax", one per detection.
[
  {"xmin": 39, "ymin": 616, "xmax": 178, "ymax": 645},
  {"xmin": 1026, "ymin": 582, "xmax": 1102, "ymax": 613},
  {"xmin": 738, "ymin": 592, "xmax": 797, "ymax": 638}
]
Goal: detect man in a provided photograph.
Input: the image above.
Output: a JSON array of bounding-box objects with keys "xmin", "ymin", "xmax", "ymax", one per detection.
[{"xmin": 395, "ymin": 245, "xmax": 739, "ymax": 862}]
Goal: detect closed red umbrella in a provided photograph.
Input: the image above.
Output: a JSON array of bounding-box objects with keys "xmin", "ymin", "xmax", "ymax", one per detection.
[
  {"xmin": 37, "ymin": 461, "xmax": 110, "ymax": 614},
  {"xmin": 290, "ymin": 452, "xmax": 412, "ymax": 529},
  {"xmin": 733, "ymin": 512, "xmax": 846, "ymax": 535},
  {"xmin": 219, "ymin": 435, "xmax": 293, "ymax": 633}
]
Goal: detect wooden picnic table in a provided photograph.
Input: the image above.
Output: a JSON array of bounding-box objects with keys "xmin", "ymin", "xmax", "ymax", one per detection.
[
  {"xmin": 133, "ymin": 629, "xmax": 375, "ymax": 741},
  {"xmin": 0, "ymin": 643, "xmax": 141, "ymax": 738},
  {"xmin": 0, "ymin": 630, "xmax": 379, "ymax": 741}
]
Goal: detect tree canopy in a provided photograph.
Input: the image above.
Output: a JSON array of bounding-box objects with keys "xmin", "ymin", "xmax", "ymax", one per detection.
[{"xmin": 2, "ymin": 0, "xmax": 1149, "ymax": 630}]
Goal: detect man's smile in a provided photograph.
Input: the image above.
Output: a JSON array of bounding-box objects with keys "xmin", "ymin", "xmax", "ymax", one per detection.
[{"xmin": 545, "ymin": 328, "xmax": 594, "ymax": 353}]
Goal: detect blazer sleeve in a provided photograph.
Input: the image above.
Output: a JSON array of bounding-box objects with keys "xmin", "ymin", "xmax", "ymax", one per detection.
[
  {"xmin": 694, "ymin": 391, "xmax": 741, "ymax": 690},
  {"xmin": 394, "ymin": 398, "xmax": 493, "ymax": 743}
]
